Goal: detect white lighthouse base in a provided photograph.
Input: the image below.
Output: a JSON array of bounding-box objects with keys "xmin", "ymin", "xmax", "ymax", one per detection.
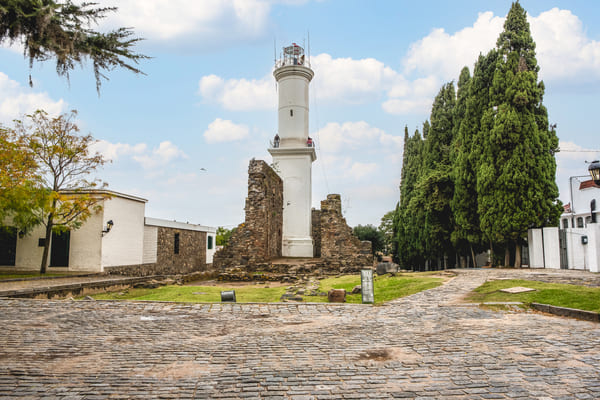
[{"xmin": 282, "ymin": 237, "xmax": 314, "ymax": 257}]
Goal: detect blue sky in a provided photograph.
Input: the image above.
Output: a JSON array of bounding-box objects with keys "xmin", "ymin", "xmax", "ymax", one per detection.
[{"xmin": 1, "ymin": 0, "xmax": 599, "ymax": 229}]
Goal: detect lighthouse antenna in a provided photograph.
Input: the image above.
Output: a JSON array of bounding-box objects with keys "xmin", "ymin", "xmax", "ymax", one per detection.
[{"xmin": 307, "ymin": 31, "xmax": 311, "ymax": 67}]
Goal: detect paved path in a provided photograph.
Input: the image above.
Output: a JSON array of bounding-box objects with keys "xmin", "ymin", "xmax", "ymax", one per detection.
[{"xmin": 1, "ymin": 269, "xmax": 599, "ymax": 399}]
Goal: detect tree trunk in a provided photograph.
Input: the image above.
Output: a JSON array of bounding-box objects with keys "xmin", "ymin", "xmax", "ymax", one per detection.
[
  {"xmin": 470, "ymin": 245, "xmax": 477, "ymax": 269},
  {"xmin": 40, "ymin": 213, "xmax": 53, "ymax": 274},
  {"xmin": 489, "ymin": 241, "xmax": 494, "ymax": 267},
  {"xmin": 504, "ymin": 247, "xmax": 510, "ymax": 267},
  {"xmin": 514, "ymin": 241, "xmax": 522, "ymax": 268}
]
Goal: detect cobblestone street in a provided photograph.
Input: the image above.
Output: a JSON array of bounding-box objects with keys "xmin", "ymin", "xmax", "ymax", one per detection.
[{"xmin": 1, "ymin": 269, "xmax": 599, "ymax": 399}]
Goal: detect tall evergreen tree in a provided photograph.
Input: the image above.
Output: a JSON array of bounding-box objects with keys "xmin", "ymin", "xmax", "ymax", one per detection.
[
  {"xmin": 418, "ymin": 83, "xmax": 456, "ymax": 269},
  {"xmin": 395, "ymin": 127, "xmax": 424, "ymax": 269},
  {"xmin": 477, "ymin": 1, "xmax": 561, "ymax": 267}
]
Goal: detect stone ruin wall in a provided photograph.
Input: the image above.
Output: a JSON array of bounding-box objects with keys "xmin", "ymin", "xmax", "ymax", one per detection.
[
  {"xmin": 214, "ymin": 161, "xmax": 372, "ymax": 273},
  {"xmin": 317, "ymin": 194, "xmax": 373, "ymax": 269},
  {"xmin": 213, "ymin": 160, "xmax": 283, "ymax": 269}
]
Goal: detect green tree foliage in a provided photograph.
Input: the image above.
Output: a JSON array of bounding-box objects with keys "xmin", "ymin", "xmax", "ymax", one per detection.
[
  {"xmin": 394, "ymin": 2, "xmax": 561, "ymax": 270},
  {"xmin": 418, "ymin": 83, "xmax": 456, "ymax": 269},
  {"xmin": 0, "ymin": 126, "xmax": 45, "ymax": 232},
  {"xmin": 395, "ymin": 126, "xmax": 424, "ymax": 269},
  {"xmin": 14, "ymin": 110, "xmax": 108, "ymax": 273},
  {"xmin": 353, "ymin": 224, "xmax": 384, "ymax": 255},
  {"xmin": 476, "ymin": 1, "xmax": 561, "ymax": 267},
  {"xmin": 216, "ymin": 226, "xmax": 234, "ymax": 246},
  {"xmin": 378, "ymin": 210, "xmax": 395, "ymax": 255},
  {"xmin": 0, "ymin": 0, "xmax": 148, "ymax": 92}
]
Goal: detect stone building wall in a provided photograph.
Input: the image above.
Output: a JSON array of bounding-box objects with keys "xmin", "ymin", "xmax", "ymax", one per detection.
[
  {"xmin": 311, "ymin": 209, "xmax": 321, "ymax": 258},
  {"xmin": 320, "ymin": 194, "xmax": 373, "ymax": 268},
  {"xmin": 213, "ymin": 160, "xmax": 283, "ymax": 269},
  {"xmin": 105, "ymin": 226, "xmax": 209, "ymax": 276}
]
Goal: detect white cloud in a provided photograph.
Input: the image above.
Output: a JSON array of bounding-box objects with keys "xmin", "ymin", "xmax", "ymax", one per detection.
[
  {"xmin": 531, "ymin": 8, "xmax": 600, "ymax": 82},
  {"xmin": 311, "ymin": 53, "xmax": 398, "ymax": 103},
  {"xmin": 91, "ymin": 140, "xmax": 147, "ymax": 161},
  {"xmin": 314, "ymin": 121, "xmax": 393, "ymax": 153},
  {"xmin": 97, "ymin": 0, "xmax": 271, "ymax": 44},
  {"xmin": 198, "ymin": 74, "xmax": 275, "ymax": 111},
  {"xmin": 133, "ymin": 141, "xmax": 187, "ymax": 169},
  {"xmin": 204, "ymin": 118, "xmax": 250, "ymax": 143},
  {"xmin": 403, "ymin": 12, "xmax": 504, "ymax": 82},
  {"xmin": 349, "ymin": 162, "xmax": 378, "ymax": 180},
  {"xmin": 0, "ymin": 72, "xmax": 66, "ymax": 123}
]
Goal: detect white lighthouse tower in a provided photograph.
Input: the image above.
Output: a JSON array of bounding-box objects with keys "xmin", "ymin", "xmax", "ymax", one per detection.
[{"xmin": 268, "ymin": 43, "xmax": 316, "ymax": 257}]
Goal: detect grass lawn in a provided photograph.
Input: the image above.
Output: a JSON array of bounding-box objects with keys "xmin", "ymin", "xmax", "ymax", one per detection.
[
  {"xmin": 89, "ymin": 272, "xmax": 445, "ymax": 304},
  {"xmin": 465, "ymin": 279, "xmax": 600, "ymax": 313},
  {"xmin": 91, "ymin": 284, "xmax": 289, "ymax": 303},
  {"xmin": 304, "ymin": 272, "xmax": 444, "ymax": 305}
]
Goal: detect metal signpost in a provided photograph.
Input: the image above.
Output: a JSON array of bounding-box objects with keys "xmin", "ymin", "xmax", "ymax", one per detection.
[{"xmin": 361, "ymin": 269, "xmax": 374, "ymax": 304}]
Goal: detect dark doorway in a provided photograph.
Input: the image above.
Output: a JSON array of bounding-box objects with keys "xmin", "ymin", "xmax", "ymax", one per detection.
[
  {"xmin": 50, "ymin": 231, "xmax": 70, "ymax": 267},
  {"xmin": 0, "ymin": 227, "xmax": 17, "ymax": 266}
]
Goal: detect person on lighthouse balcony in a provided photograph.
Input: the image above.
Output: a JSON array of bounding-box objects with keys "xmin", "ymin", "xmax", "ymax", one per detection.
[
  {"xmin": 307, "ymin": 137, "xmax": 313, "ymax": 147},
  {"xmin": 274, "ymin": 134, "xmax": 280, "ymax": 148}
]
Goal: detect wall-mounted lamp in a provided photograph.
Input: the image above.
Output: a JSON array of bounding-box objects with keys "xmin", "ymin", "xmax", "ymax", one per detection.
[
  {"xmin": 102, "ymin": 220, "xmax": 114, "ymax": 236},
  {"xmin": 588, "ymin": 160, "xmax": 600, "ymax": 185}
]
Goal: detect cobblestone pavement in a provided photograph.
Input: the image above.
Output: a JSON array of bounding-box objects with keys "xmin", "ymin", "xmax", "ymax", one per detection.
[{"xmin": 1, "ymin": 269, "xmax": 599, "ymax": 399}]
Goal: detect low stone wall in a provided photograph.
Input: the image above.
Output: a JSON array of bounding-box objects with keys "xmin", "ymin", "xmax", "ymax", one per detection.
[
  {"xmin": 213, "ymin": 160, "xmax": 283, "ymax": 269},
  {"xmin": 106, "ymin": 226, "xmax": 212, "ymax": 277}
]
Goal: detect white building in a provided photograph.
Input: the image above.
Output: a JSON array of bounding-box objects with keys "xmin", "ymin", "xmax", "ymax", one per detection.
[
  {"xmin": 528, "ymin": 178, "xmax": 600, "ymax": 272},
  {"xmin": 0, "ymin": 190, "xmax": 216, "ymax": 274},
  {"xmin": 268, "ymin": 43, "xmax": 316, "ymax": 257}
]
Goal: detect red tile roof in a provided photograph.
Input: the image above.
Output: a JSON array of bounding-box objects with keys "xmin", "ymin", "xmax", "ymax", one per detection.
[{"xmin": 579, "ymin": 180, "xmax": 600, "ymax": 190}]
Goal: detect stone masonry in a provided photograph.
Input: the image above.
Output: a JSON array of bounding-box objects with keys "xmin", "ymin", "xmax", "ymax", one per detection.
[
  {"xmin": 214, "ymin": 162, "xmax": 371, "ymax": 273},
  {"xmin": 106, "ymin": 226, "xmax": 209, "ymax": 276},
  {"xmin": 318, "ymin": 194, "xmax": 373, "ymax": 268},
  {"xmin": 213, "ymin": 159, "xmax": 283, "ymax": 269}
]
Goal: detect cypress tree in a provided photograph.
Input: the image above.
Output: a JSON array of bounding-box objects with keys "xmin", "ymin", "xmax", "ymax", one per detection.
[
  {"xmin": 477, "ymin": 1, "xmax": 561, "ymax": 267},
  {"xmin": 395, "ymin": 127, "xmax": 424, "ymax": 269},
  {"xmin": 418, "ymin": 83, "xmax": 456, "ymax": 269}
]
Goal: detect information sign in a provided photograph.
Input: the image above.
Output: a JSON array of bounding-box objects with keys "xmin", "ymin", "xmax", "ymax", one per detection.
[{"xmin": 361, "ymin": 269, "xmax": 374, "ymax": 304}]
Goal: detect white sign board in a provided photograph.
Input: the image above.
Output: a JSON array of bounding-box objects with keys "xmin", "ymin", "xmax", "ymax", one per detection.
[{"xmin": 361, "ymin": 269, "xmax": 374, "ymax": 304}]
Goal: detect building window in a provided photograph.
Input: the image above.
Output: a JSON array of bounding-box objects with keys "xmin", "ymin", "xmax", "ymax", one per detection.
[
  {"xmin": 577, "ymin": 217, "xmax": 584, "ymax": 228},
  {"xmin": 174, "ymin": 233, "xmax": 180, "ymax": 254},
  {"xmin": 207, "ymin": 235, "xmax": 213, "ymax": 250},
  {"xmin": 0, "ymin": 227, "xmax": 17, "ymax": 266},
  {"xmin": 562, "ymin": 219, "xmax": 569, "ymax": 229},
  {"xmin": 290, "ymin": 109, "xmax": 293, "ymax": 117}
]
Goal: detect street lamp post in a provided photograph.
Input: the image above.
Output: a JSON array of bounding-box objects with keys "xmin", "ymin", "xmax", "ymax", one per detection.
[{"xmin": 589, "ymin": 160, "xmax": 600, "ymax": 185}]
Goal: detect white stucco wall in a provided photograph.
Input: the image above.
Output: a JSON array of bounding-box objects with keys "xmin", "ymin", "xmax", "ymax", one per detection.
[
  {"xmin": 565, "ymin": 228, "xmax": 588, "ymax": 270},
  {"xmin": 528, "ymin": 229, "xmax": 545, "ymax": 269},
  {"xmin": 542, "ymin": 227, "xmax": 561, "ymax": 269},
  {"xmin": 68, "ymin": 209, "xmax": 103, "ymax": 271},
  {"xmin": 206, "ymin": 231, "xmax": 217, "ymax": 264},
  {"xmin": 13, "ymin": 224, "xmax": 46, "ymax": 270},
  {"xmin": 101, "ymin": 195, "xmax": 146, "ymax": 268},
  {"xmin": 587, "ymin": 223, "xmax": 600, "ymax": 273},
  {"xmin": 142, "ymin": 225, "xmax": 158, "ymax": 264}
]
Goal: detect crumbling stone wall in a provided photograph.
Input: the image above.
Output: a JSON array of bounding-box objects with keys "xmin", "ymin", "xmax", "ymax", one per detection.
[
  {"xmin": 213, "ymin": 160, "xmax": 283, "ymax": 269},
  {"xmin": 312, "ymin": 208, "xmax": 321, "ymax": 258},
  {"xmin": 320, "ymin": 194, "xmax": 373, "ymax": 268}
]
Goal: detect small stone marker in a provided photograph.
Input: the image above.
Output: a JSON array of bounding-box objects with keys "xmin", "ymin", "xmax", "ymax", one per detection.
[
  {"xmin": 500, "ymin": 286, "xmax": 536, "ymax": 294},
  {"xmin": 328, "ymin": 289, "xmax": 346, "ymax": 303},
  {"xmin": 361, "ymin": 269, "xmax": 374, "ymax": 304}
]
